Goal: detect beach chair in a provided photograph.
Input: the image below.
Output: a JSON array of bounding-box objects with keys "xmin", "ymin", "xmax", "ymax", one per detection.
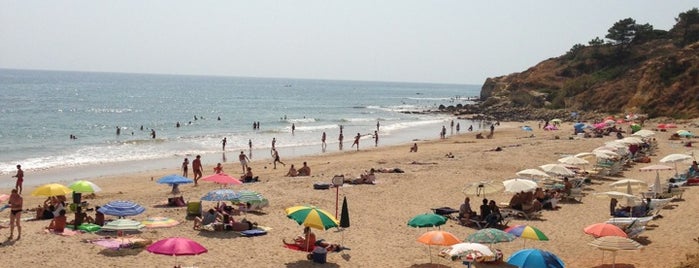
[
  {"xmin": 500, "ymin": 208, "xmax": 542, "ymax": 221},
  {"xmin": 186, "ymin": 201, "xmax": 202, "ymax": 220},
  {"xmin": 606, "ymin": 216, "xmax": 654, "ymax": 229}
]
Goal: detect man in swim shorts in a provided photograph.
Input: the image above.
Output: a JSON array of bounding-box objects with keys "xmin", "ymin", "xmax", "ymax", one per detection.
[
  {"xmin": 192, "ymin": 155, "xmax": 203, "ymax": 186},
  {"xmin": 12, "ymin": 165, "xmax": 23, "ymax": 194}
]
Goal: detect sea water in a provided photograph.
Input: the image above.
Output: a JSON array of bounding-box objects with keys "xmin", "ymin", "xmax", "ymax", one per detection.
[{"xmin": 0, "ymin": 69, "xmax": 481, "ymax": 187}]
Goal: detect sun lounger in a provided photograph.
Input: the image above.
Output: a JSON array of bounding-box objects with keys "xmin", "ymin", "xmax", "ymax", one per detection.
[{"xmin": 606, "ymin": 216, "xmax": 654, "ymax": 228}]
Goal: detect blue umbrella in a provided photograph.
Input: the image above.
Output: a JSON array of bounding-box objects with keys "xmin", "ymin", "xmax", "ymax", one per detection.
[
  {"xmin": 99, "ymin": 200, "xmax": 146, "ymax": 218},
  {"xmin": 201, "ymin": 189, "xmax": 240, "ymax": 202},
  {"xmin": 521, "ymin": 126, "xmax": 533, "ymax": 132},
  {"xmin": 157, "ymin": 174, "xmax": 193, "ymax": 185},
  {"xmin": 507, "ymin": 248, "xmax": 565, "ymax": 268}
]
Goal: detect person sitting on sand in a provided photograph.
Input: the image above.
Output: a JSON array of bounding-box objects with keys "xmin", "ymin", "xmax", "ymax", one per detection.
[
  {"xmin": 68, "ymin": 211, "xmax": 94, "ymax": 225},
  {"xmin": 458, "ymin": 197, "xmax": 476, "ymax": 225},
  {"xmin": 241, "ymin": 167, "xmax": 259, "ymax": 182},
  {"xmin": 213, "ymin": 163, "xmax": 224, "ymax": 174},
  {"xmin": 479, "ymin": 198, "xmax": 491, "ymax": 221},
  {"xmin": 445, "ymin": 152, "xmax": 454, "ymax": 158},
  {"xmin": 285, "ymin": 164, "xmax": 299, "ymax": 177},
  {"xmin": 46, "ymin": 209, "xmax": 67, "ymax": 233},
  {"xmin": 485, "ymin": 200, "xmax": 503, "ymax": 227},
  {"xmin": 94, "ymin": 206, "xmax": 105, "ymax": 226},
  {"xmin": 36, "ymin": 197, "xmax": 56, "ymax": 220},
  {"xmin": 410, "ymin": 143, "xmax": 418, "ymax": 152},
  {"xmin": 284, "ymin": 226, "xmax": 316, "ymax": 251},
  {"xmin": 193, "ymin": 209, "xmax": 221, "ymax": 230},
  {"xmin": 508, "ymin": 192, "xmax": 523, "ymax": 210},
  {"xmin": 298, "ymin": 162, "xmax": 311, "ymax": 176}
]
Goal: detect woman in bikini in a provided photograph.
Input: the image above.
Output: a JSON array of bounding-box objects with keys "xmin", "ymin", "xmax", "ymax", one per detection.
[{"xmin": 8, "ymin": 189, "xmax": 23, "ymax": 240}]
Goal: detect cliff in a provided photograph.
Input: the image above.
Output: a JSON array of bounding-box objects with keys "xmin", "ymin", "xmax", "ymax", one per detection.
[{"xmin": 476, "ymin": 10, "xmax": 699, "ymax": 120}]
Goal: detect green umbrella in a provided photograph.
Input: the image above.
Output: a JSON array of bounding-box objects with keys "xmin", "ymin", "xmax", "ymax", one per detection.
[
  {"xmin": 466, "ymin": 228, "xmax": 516, "ymax": 245},
  {"xmin": 407, "ymin": 213, "xmax": 447, "ymax": 229},
  {"xmin": 231, "ymin": 190, "xmax": 269, "ymax": 208},
  {"xmin": 68, "ymin": 180, "xmax": 102, "ymax": 194},
  {"xmin": 285, "ymin": 205, "xmax": 339, "ymax": 230}
]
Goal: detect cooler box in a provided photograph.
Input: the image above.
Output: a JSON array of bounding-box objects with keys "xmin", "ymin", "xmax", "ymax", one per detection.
[{"xmin": 312, "ymin": 246, "xmax": 327, "ymax": 264}]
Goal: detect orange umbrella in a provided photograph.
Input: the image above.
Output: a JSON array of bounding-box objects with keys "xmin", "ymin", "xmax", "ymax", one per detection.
[
  {"xmin": 584, "ymin": 223, "xmax": 627, "ymax": 238},
  {"xmin": 417, "ymin": 230, "xmax": 460, "ymax": 263}
]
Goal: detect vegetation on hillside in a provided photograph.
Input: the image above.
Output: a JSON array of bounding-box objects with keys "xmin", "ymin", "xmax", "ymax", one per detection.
[{"xmin": 480, "ymin": 8, "xmax": 699, "ymax": 119}]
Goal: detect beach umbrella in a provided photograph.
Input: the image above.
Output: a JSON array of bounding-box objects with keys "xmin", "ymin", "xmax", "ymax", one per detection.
[
  {"xmin": 557, "ymin": 156, "xmax": 589, "ymax": 166},
  {"xmin": 593, "ymin": 191, "xmax": 641, "ymax": 206},
  {"xmin": 440, "ymin": 242, "xmax": 494, "ymax": 262},
  {"xmin": 544, "ymin": 125, "xmax": 558, "ymax": 131},
  {"xmin": 201, "ymin": 189, "xmax": 240, "ymax": 202},
  {"xmin": 99, "ymin": 200, "xmax": 146, "ymax": 218},
  {"xmin": 516, "ymin": 169, "xmax": 551, "ymax": 180},
  {"xmin": 504, "ymin": 225, "xmax": 549, "ymax": 247},
  {"xmin": 31, "ymin": 183, "xmax": 73, "ymax": 197},
  {"xmin": 285, "ymin": 205, "xmax": 339, "ymax": 230},
  {"xmin": 574, "ymin": 152, "xmax": 595, "ymax": 159},
  {"xmin": 630, "ymin": 124, "xmax": 642, "ymax": 132},
  {"xmin": 465, "ymin": 228, "xmax": 516, "ymax": 245},
  {"xmin": 507, "ymin": 248, "xmax": 565, "ymax": 268},
  {"xmin": 68, "ymin": 180, "xmax": 102, "ymax": 194},
  {"xmin": 660, "ymin": 153, "xmax": 693, "ymax": 175},
  {"xmin": 631, "ymin": 129, "xmax": 655, "ymax": 138},
  {"xmin": 588, "ymin": 236, "xmax": 643, "ymax": 268},
  {"xmin": 147, "ymin": 237, "xmax": 207, "ymax": 266},
  {"xmin": 618, "ymin": 137, "xmax": 644, "ymax": 145},
  {"xmin": 102, "ymin": 218, "xmax": 145, "ymax": 231},
  {"xmin": 230, "ymin": 190, "xmax": 269, "ymax": 209},
  {"xmin": 592, "ymin": 149, "xmax": 620, "ymax": 159},
  {"xmin": 584, "ymin": 223, "xmax": 627, "ymax": 238},
  {"xmin": 157, "ymin": 174, "xmax": 193, "ymax": 185},
  {"xmin": 407, "ymin": 213, "xmax": 447, "ymax": 229},
  {"xmin": 340, "ymin": 196, "xmax": 350, "ymax": 228},
  {"xmin": 417, "ymin": 230, "xmax": 461, "ymax": 263},
  {"xmin": 0, "ymin": 194, "xmax": 9, "ymax": 202},
  {"xmin": 639, "ymin": 164, "xmax": 673, "ymax": 189},
  {"xmin": 201, "ymin": 173, "xmax": 242, "ymax": 186},
  {"xmin": 462, "ymin": 180, "xmax": 502, "ymax": 198},
  {"xmin": 539, "ymin": 164, "xmax": 575, "ymax": 177},
  {"xmin": 147, "ymin": 237, "xmax": 207, "ymax": 256},
  {"xmin": 550, "ymin": 119, "xmax": 562, "ymax": 124},
  {"xmin": 142, "ymin": 217, "xmax": 180, "ymax": 228},
  {"xmin": 503, "ymin": 178, "xmax": 538, "ymax": 193},
  {"xmin": 609, "ymin": 179, "xmax": 647, "ymax": 191}
]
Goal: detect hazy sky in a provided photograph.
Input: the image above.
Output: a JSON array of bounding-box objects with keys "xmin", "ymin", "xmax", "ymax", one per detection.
[{"xmin": 1, "ymin": 1, "xmax": 697, "ymax": 84}]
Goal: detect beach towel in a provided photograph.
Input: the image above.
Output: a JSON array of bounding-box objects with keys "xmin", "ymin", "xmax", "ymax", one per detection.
[
  {"xmin": 88, "ymin": 237, "xmax": 151, "ymax": 250},
  {"xmin": 283, "ymin": 243, "xmax": 315, "ymax": 252}
]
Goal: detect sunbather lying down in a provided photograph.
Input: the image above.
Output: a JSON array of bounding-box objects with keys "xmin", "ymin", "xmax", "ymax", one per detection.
[
  {"xmin": 344, "ymin": 170, "xmax": 376, "ymax": 184},
  {"xmin": 374, "ymin": 167, "xmax": 404, "ymax": 173}
]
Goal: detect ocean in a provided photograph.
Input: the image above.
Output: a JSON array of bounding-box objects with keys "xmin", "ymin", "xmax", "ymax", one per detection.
[{"xmin": 0, "ymin": 69, "xmax": 481, "ymax": 187}]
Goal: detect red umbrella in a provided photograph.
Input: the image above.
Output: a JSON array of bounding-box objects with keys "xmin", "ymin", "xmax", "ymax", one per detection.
[
  {"xmin": 201, "ymin": 173, "xmax": 242, "ymax": 186},
  {"xmin": 147, "ymin": 237, "xmax": 207, "ymax": 256},
  {"xmin": 584, "ymin": 223, "xmax": 627, "ymax": 238}
]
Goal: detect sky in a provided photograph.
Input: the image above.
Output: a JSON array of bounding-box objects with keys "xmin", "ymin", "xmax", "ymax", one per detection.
[{"xmin": 1, "ymin": 1, "xmax": 697, "ymax": 85}]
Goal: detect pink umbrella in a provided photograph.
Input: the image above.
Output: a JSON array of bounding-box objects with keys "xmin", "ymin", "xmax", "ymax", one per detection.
[
  {"xmin": 147, "ymin": 237, "xmax": 208, "ymax": 256},
  {"xmin": 201, "ymin": 173, "xmax": 242, "ymax": 186},
  {"xmin": 594, "ymin": 123, "xmax": 607, "ymax": 129},
  {"xmin": 584, "ymin": 223, "xmax": 628, "ymax": 238},
  {"xmin": 0, "ymin": 194, "xmax": 9, "ymax": 202}
]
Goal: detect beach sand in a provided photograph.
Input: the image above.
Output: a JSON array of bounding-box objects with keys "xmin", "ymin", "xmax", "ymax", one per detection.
[{"xmin": 1, "ymin": 121, "xmax": 697, "ymax": 268}]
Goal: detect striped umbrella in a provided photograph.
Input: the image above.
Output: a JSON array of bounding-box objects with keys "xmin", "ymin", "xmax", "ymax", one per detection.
[
  {"xmin": 285, "ymin": 205, "xmax": 339, "ymax": 230},
  {"xmin": 102, "ymin": 218, "xmax": 145, "ymax": 231},
  {"xmin": 466, "ymin": 228, "xmax": 516, "ymax": 246},
  {"xmin": 505, "ymin": 225, "xmax": 549, "ymax": 247},
  {"xmin": 588, "ymin": 236, "xmax": 643, "ymax": 268},
  {"xmin": 201, "ymin": 189, "xmax": 240, "ymax": 202},
  {"xmin": 98, "ymin": 200, "xmax": 146, "ymax": 218},
  {"xmin": 230, "ymin": 190, "xmax": 269, "ymax": 209}
]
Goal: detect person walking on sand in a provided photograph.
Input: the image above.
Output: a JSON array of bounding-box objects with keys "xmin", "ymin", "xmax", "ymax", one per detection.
[
  {"xmin": 238, "ymin": 151, "xmax": 250, "ymax": 173},
  {"xmin": 12, "ymin": 165, "xmax": 23, "ymax": 194},
  {"xmin": 339, "ymin": 132, "xmax": 344, "ymax": 150},
  {"xmin": 221, "ymin": 137, "xmax": 227, "ymax": 151},
  {"xmin": 8, "ymin": 189, "xmax": 22, "ymax": 240},
  {"xmin": 192, "ymin": 155, "xmax": 203, "ymax": 186},
  {"xmin": 351, "ymin": 133, "xmax": 360, "ymax": 151},
  {"xmin": 271, "ymin": 148, "xmax": 285, "ymax": 169},
  {"xmin": 182, "ymin": 158, "xmax": 189, "ymax": 177},
  {"xmin": 321, "ymin": 132, "xmax": 327, "ymax": 152}
]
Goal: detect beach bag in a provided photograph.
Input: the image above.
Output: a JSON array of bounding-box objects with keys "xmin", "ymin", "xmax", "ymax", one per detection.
[{"xmin": 313, "ymin": 182, "xmax": 332, "ymax": 190}]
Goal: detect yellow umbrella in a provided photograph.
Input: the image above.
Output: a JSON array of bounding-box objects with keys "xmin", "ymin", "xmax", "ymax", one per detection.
[{"xmin": 31, "ymin": 183, "xmax": 73, "ymax": 197}]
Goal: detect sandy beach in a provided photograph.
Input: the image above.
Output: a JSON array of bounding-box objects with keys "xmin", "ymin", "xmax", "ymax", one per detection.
[{"xmin": 1, "ymin": 120, "xmax": 697, "ymax": 268}]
